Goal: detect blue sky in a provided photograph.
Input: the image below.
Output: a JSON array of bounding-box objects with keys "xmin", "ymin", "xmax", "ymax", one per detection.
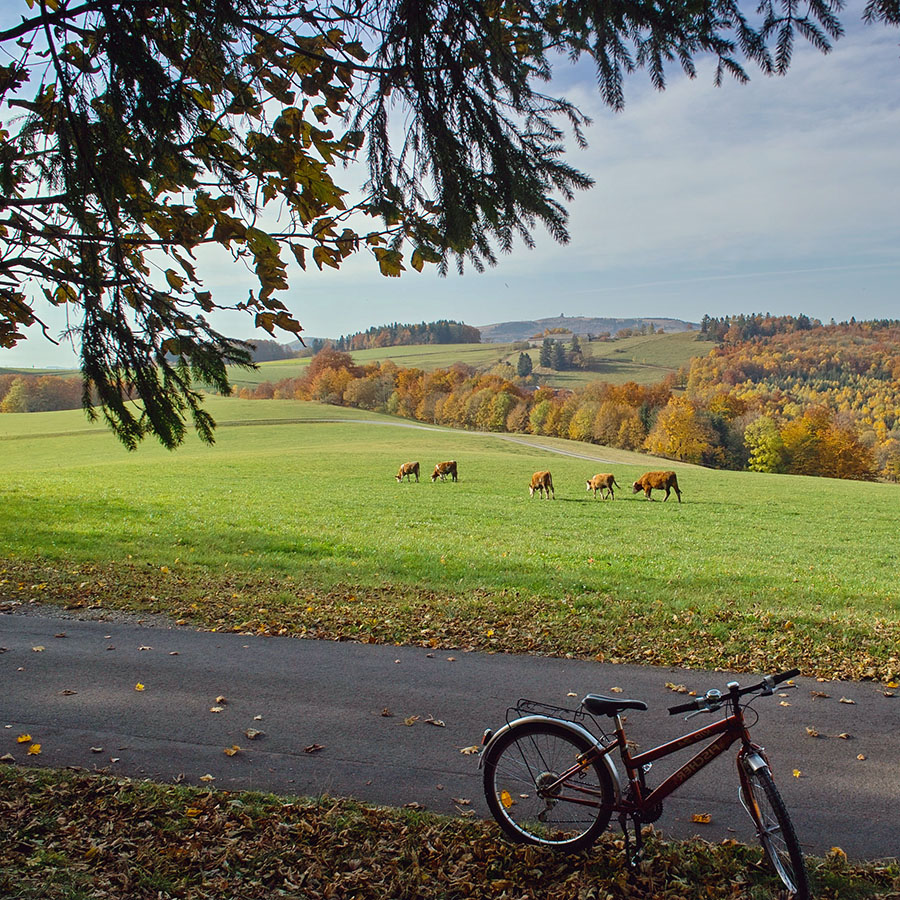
[{"xmin": 2, "ymin": 3, "xmax": 898, "ymax": 368}]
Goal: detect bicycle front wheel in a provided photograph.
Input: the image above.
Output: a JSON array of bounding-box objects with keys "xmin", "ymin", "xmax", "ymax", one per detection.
[
  {"xmin": 482, "ymin": 720, "xmax": 613, "ymax": 852},
  {"xmin": 740, "ymin": 763, "xmax": 810, "ymax": 899}
]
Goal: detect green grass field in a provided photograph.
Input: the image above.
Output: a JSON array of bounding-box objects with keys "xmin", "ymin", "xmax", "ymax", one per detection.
[
  {"xmin": 223, "ymin": 331, "xmax": 706, "ymax": 388},
  {"xmin": 2, "ymin": 396, "xmax": 898, "ymax": 680}
]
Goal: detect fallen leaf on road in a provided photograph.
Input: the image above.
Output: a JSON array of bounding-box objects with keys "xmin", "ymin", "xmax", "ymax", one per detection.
[
  {"xmin": 215, "ymin": 696, "xmax": 227, "ymax": 704},
  {"xmin": 110, "ymin": 757, "xmax": 120, "ymax": 763},
  {"xmin": 779, "ymin": 701, "xmax": 791, "ymax": 707},
  {"xmin": 169, "ymin": 652, "xmax": 179, "ymax": 656},
  {"xmin": 381, "ymin": 708, "xmax": 394, "ymax": 717},
  {"xmin": 883, "ymin": 691, "xmax": 895, "ymax": 698},
  {"xmin": 403, "ymin": 802, "xmax": 425, "ymax": 810},
  {"xmin": 0, "ymin": 753, "xmax": 14, "ymax": 762},
  {"xmin": 223, "ymin": 745, "xmax": 240, "ymax": 757},
  {"xmin": 886, "ymin": 681, "xmax": 899, "ymax": 689},
  {"xmin": 805, "ymin": 727, "xmax": 819, "ymax": 738},
  {"xmin": 54, "ymin": 633, "xmax": 66, "ymax": 639},
  {"xmin": 404, "ymin": 715, "xmax": 420, "ymax": 726},
  {"xmin": 452, "ymin": 798, "xmax": 471, "ymax": 806},
  {"xmin": 857, "ymin": 754, "xmax": 867, "ymax": 761},
  {"xmin": 244, "ymin": 728, "xmax": 264, "ymax": 740},
  {"xmin": 59, "ymin": 689, "xmax": 77, "ymax": 696},
  {"xmin": 838, "ymin": 733, "xmax": 852, "ymax": 739},
  {"xmin": 691, "ymin": 813, "xmax": 712, "ymax": 824},
  {"xmin": 199, "ymin": 774, "xmax": 215, "ymax": 782},
  {"xmin": 209, "ymin": 706, "xmax": 224, "ymax": 713},
  {"xmin": 139, "ymin": 646, "xmax": 152, "ymax": 651},
  {"xmin": 666, "ymin": 683, "xmax": 689, "ymax": 694},
  {"xmin": 610, "ymin": 687, "xmax": 623, "ymax": 693},
  {"xmin": 839, "ymin": 697, "xmax": 855, "ymax": 704},
  {"xmin": 304, "ymin": 744, "xmax": 325, "ymax": 754},
  {"xmin": 424, "ymin": 716, "xmax": 445, "ymax": 727},
  {"xmin": 16, "ymin": 734, "xmax": 31, "ymax": 744},
  {"xmin": 90, "ymin": 747, "xmax": 103, "ymax": 753},
  {"xmin": 27, "ymin": 744, "xmax": 41, "ymax": 755},
  {"xmin": 446, "ymin": 657, "xmax": 456, "ymax": 662},
  {"xmin": 32, "ymin": 646, "xmax": 45, "ymax": 652},
  {"xmin": 567, "ymin": 692, "xmax": 577, "ymax": 697},
  {"xmin": 810, "ymin": 691, "xmax": 830, "ymax": 699},
  {"xmin": 792, "ymin": 769, "xmax": 802, "ymax": 778},
  {"xmin": 460, "ymin": 746, "xmax": 480, "ymax": 755},
  {"xmin": 135, "ymin": 683, "xmax": 145, "ymax": 692}
]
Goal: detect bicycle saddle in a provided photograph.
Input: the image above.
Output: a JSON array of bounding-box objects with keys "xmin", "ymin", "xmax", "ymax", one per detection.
[{"xmin": 581, "ymin": 693, "xmax": 648, "ymax": 717}]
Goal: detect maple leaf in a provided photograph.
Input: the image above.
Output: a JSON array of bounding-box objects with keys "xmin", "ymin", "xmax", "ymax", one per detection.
[
  {"xmin": 135, "ymin": 683, "xmax": 146, "ymax": 691},
  {"xmin": 691, "ymin": 813, "xmax": 712, "ymax": 824},
  {"xmin": 27, "ymin": 744, "xmax": 41, "ymax": 755},
  {"xmin": 16, "ymin": 734, "xmax": 31, "ymax": 744}
]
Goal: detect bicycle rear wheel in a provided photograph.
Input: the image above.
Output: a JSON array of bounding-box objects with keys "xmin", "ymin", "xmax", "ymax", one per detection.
[
  {"xmin": 482, "ymin": 720, "xmax": 613, "ymax": 852},
  {"xmin": 740, "ymin": 763, "xmax": 810, "ymax": 899}
]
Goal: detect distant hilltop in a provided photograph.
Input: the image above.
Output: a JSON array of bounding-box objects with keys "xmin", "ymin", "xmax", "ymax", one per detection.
[{"xmin": 477, "ymin": 315, "xmax": 697, "ymax": 343}]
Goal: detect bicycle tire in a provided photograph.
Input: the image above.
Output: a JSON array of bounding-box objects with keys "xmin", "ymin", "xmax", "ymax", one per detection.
[
  {"xmin": 482, "ymin": 720, "xmax": 614, "ymax": 852},
  {"xmin": 740, "ymin": 763, "xmax": 810, "ymax": 899}
]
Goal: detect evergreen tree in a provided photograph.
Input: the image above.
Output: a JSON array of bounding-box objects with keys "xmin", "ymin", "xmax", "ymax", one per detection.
[
  {"xmin": 539, "ymin": 339, "xmax": 554, "ymax": 368},
  {"xmin": 516, "ymin": 352, "xmax": 534, "ymax": 377}
]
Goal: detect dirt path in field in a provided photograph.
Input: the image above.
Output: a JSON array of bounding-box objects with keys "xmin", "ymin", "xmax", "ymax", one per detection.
[{"xmin": 2, "ymin": 609, "xmax": 896, "ymax": 861}]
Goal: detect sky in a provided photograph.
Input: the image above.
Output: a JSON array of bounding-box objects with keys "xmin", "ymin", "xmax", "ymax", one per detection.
[{"xmin": 2, "ymin": 3, "xmax": 899, "ymax": 368}]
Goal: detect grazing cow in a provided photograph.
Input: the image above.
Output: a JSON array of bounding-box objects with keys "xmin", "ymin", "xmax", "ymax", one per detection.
[
  {"xmin": 529, "ymin": 470, "xmax": 554, "ymax": 499},
  {"xmin": 586, "ymin": 473, "xmax": 619, "ymax": 500},
  {"xmin": 396, "ymin": 461, "xmax": 420, "ymax": 483},
  {"xmin": 431, "ymin": 460, "xmax": 458, "ymax": 482},
  {"xmin": 632, "ymin": 470, "xmax": 682, "ymax": 502}
]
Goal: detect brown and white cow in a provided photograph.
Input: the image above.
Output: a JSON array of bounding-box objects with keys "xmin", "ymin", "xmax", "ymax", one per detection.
[
  {"xmin": 632, "ymin": 470, "xmax": 682, "ymax": 502},
  {"xmin": 586, "ymin": 473, "xmax": 618, "ymax": 500},
  {"xmin": 431, "ymin": 460, "xmax": 458, "ymax": 482},
  {"xmin": 529, "ymin": 470, "xmax": 554, "ymax": 499},
  {"xmin": 396, "ymin": 461, "xmax": 420, "ymax": 483}
]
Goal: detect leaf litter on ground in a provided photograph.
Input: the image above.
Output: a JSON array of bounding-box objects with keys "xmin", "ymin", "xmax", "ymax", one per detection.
[{"xmin": 0, "ymin": 764, "xmax": 896, "ymax": 900}]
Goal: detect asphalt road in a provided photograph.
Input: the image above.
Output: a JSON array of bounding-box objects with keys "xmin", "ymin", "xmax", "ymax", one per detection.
[{"xmin": 1, "ymin": 609, "xmax": 896, "ymax": 861}]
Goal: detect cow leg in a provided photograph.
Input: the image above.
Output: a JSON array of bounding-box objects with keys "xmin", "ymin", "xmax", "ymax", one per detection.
[{"xmin": 663, "ymin": 486, "xmax": 670, "ymax": 501}]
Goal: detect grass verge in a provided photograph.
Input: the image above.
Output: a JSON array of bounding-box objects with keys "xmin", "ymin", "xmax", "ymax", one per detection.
[{"xmin": 1, "ymin": 765, "xmax": 896, "ymax": 899}]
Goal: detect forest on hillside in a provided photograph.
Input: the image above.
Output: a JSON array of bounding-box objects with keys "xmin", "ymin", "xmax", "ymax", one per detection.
[
  {"xmin": 237, "ymin": 320, "xmax": 900, "ymax": 481},
  {"xmin": 334, "ymin": 320, "xmax": 480, "ymax": 351}
]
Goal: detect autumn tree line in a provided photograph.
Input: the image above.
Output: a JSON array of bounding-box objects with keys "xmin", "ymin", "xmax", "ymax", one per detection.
[{"xmin": 237, "ymin": 321, "xmax": 900, "ymax": 482}]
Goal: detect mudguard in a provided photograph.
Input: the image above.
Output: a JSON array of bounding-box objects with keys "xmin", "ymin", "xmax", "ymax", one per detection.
[{"xmin": 480, "ymin": 715, "xmax": 622, "ymax": 804}]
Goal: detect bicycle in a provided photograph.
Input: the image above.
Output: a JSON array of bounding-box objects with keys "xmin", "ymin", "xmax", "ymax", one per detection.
[{"xmin": 481, "ymin": 668, "xmax": 810, "ymax": 899}]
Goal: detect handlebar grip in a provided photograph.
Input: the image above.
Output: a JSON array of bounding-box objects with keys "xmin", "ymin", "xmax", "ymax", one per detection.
[
  {"xmin": 772, "ymin": 668, "xmax": 800, "ymax": 684},
  {"xmin": 668, "ymin": 700, "xmax": 699, "ymax": 715}
]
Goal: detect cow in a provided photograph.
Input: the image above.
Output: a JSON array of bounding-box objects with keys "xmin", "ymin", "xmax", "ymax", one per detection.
[
  {"xmin": 396, "ymin": 461, "xmax": 420, "ymax": 483},
  {"xmin": 431, "ymin": 460, "xmax": 458, "ymax": 482},
  {"xmin": 529, "ymin": 470, "xmax": 554, "ymax": 499},
  {"xmin": 586, "ymin": 473, "xmax": 619, "ymax": 500},
  {"xmin": 632, "ymin": 470, "xmax": 682, "ymax": 502}
]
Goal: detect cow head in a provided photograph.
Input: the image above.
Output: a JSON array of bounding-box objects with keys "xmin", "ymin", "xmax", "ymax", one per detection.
[{"xmin": 632, "ymin": 482, "xmax": 641, "ymax": 493}]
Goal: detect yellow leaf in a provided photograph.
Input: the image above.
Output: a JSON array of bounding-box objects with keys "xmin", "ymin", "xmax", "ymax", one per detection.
[
  {"xmin": 135, "ymin": 683, "xmax": 145, "ymax": 691},
  {"xmin": 780, "ymin": 701, "xmax": 792, "ymax": 707},
  {"xmin": 792, "ymin": 769, "xmax": 802, "ymax": 778},
  {"xmin": 185, "ymin": 807, "xmax": 202, "ymax": 817},
  {"xmin": 500, "ymin": 790, "xmax": 514, "ymax": 809},
  {"xmin": 610, "ymin": 687, "xmax": 623, "ymax": 693},
  {"xmin": 857, "ymin": 754, "xmax": 867, "ymax": 761},
  {"xmin": 691, "ymin": 813, "xmax": 712, "ymax": 824},
  {"xmin": 223, "ymin": 745, "xmax": 240, "ymax": 756},
  {"xmin": 199, "ymin": 774, "xmax": 215, "ymax": 782},
  {"xmin": 459, "ymin": 746, "xmax": 480, "ymax": 755},
  {"xmin": 838, "ymin": 732, "xmax": 852, "ymax": 739},
  {"xmin": 839, "ymin": 697, "xmax": 855, "ymax": 704},
  {"xmin": 16, "ymin": 734, "xmax": 31, "ymax": 743},
  {"xmin": 805, "ymin": 727, "xmax": 819, "ymax": 737},
  {"xmin": 27, "ymin": 744, "xmax": 41, "ymax": 755},
  {"xmin": 827, "ymin": 846, "xmax": 848, "ymax": 861},
  {"xmin": 886, "ymin": 681, "xmax": 899, "ymax": 689},
  {"xmin": 32, "ymin": 645, "xmax": 45, "ymax": 652}
]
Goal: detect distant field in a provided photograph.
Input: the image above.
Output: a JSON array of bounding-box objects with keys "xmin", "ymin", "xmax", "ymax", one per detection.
[
  {"xmin": 227, "ymin": 331, "xmax": 707, "ymax": 388},
  {"xmin": 1, "ymin": 397, "xmax": 898, "ymax": 681}
]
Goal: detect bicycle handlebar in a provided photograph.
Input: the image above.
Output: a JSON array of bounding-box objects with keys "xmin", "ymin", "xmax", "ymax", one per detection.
[{"xmin": 667, "ymin": 669, "xmax": 800, "ymax": 715}]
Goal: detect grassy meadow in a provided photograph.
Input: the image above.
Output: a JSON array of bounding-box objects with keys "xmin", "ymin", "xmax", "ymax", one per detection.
[
  {"xmin": 1, "ymin": 396, "xmax": 898, "ymax": 680},
  {"xmin": 226, "ymin": 331, "xmax": 705, "ymax": 388}
]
